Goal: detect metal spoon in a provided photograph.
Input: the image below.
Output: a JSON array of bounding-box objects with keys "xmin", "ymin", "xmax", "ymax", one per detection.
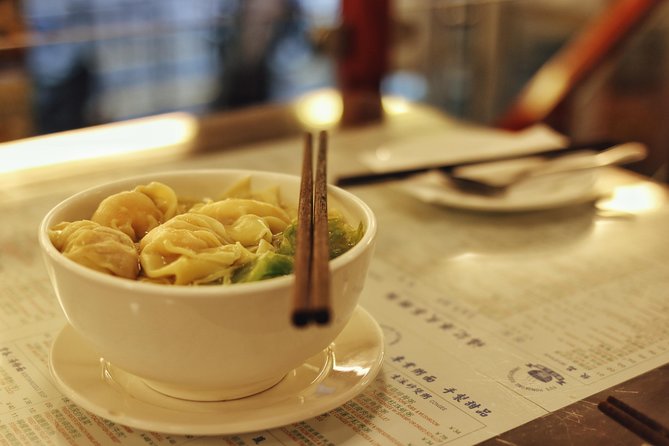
[{"xmin": 447, "ymin": 142, "xmax": 648, "ymax": 196}]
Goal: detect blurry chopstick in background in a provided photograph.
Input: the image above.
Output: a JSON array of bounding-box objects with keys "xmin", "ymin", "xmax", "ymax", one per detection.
[
  {"xmin": 292, "ymin": 131, "xmax": 331, "ymax": 327},
  {"xmin": 334, "ymin": 141, "xmax": 621, "ymax": 187},
  {"xmin": 598, "ymin": 396, "xmax": 669, "ymax": 446}
]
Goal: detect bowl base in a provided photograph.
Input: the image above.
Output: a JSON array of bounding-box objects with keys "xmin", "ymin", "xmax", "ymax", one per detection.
[{"xmin": 142, "ymin": 373, "xmax": 287, "ymax": 402}]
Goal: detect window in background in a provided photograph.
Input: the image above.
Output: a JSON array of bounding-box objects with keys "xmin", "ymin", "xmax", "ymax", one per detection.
[{"xmin": 20, "ymin": 0, "xmax": 339, "ymax": 135}]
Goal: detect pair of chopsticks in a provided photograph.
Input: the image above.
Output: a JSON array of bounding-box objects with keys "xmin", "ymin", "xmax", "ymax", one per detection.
[
  {"xmin": 598, "ymin": 396, "xmax": 669, "ymax": 446},
  {"xmin": 292, "ymin": 131, "xmax": 331, "ymax": 327}
]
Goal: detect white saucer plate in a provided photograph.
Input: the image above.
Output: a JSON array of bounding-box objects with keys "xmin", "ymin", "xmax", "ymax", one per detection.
[
  {"xmin": 49, "ymin": 306, "xmax": 384, "ymax": 436},
  {"xmin": 399, "ymin": 169, "xmax": 602, "ymax": 212}
]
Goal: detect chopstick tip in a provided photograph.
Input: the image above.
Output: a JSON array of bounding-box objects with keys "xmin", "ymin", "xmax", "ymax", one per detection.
[
  {"xmin": 292, "ymin": 311, "xmax": 310, "ymax": 328},
  {"xmin": 312, "ymin": 308, "xmax": 331, "ymax": 325}
]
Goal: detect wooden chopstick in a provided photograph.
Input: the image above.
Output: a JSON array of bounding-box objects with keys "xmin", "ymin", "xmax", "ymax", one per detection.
[
  {"xmin": 311, "ymin": 131, "xmax": 331, "ymax": 324},
  {"xmin": 598, "ymin": 396, "xmax": 669, "ymax": 446},
  {"xmin": 292, "ymin": 131, "xmax": 331, "ymax": 327},
  {"xmin": 292, "ymin": 133, "xmax": 314, "ymax": 327}
]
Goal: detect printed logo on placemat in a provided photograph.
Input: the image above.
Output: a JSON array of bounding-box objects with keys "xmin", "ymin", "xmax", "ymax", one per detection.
[{"xmin": 507, "ymin": 363, "xmax": 566, "ymax": 392}]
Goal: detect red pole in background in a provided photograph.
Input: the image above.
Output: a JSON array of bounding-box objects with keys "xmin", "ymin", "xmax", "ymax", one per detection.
[
  {"xmin": 495, "ymin": 0, "xmax": 662, "ymax": 131},
  {"xmin": 338, "ymin": 0, "xmax": 390, "ymax": 126}
]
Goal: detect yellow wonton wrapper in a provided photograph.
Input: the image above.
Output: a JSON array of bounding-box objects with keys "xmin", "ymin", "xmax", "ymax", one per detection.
[{"xmin": 49, "ymin": 220, "xmax": 139, "ymax": 279}]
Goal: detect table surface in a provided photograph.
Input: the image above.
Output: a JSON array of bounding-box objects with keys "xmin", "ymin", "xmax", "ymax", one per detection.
[{"xmin": 1, "ymin": 97, "xmax": 668, "ymax": 445}]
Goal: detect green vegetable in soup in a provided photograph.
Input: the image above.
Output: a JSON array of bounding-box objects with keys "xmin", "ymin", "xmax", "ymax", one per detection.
[
  {"xmin": 275, "ymin": 216, "xmax": 363, "ymax": 259},
  {"xmin": 233, "ymin": 251, "xmax": 294, "ymax": 283},
  {"xmin": 276, "ymin": 222, "xmax": 298, "ymax": 256},
  {"xmin": 230, "ymin": 216, "xmax": 362, "ymax": 284},
  {"xmin": 327, "ymin": 217, "xmax": 364, "ymax": 259}
]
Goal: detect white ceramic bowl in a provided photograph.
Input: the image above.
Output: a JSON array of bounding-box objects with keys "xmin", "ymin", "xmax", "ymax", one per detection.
[{"xmin": 39, "ymin": 169, "xmax": 377, "ymax": 401}]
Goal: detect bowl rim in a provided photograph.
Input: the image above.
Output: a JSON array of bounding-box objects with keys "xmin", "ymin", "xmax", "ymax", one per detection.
[{"xmin": 38, "ymin": 168, "xmax": 377, "ymax": 297}]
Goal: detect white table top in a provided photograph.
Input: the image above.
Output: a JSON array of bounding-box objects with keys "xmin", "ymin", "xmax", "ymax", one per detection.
[{"xmin": 1, "ymin": 97, "xmax": 668, "ymax": 445}]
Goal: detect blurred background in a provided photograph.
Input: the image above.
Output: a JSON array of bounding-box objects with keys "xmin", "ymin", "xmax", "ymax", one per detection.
[{"xmin": 1, "ymin": 0, "xmax": 668, "ymax": 180}]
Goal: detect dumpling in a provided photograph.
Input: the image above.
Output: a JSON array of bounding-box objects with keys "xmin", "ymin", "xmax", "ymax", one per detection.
[
  {"xmin": 48, "ymin": 220, "xmax": 139, "ymax": 279},
  {"xmin": 91, "ymin": 190, "xmax": 161, "ymax": 241},
  {"xmin": 220, "ymin": 176, "xmax": 283, "ymax": 207},
  {"xmin": 218, "ymin": 176, "xmax": 253, "ymax": 200},
  {"xmin": 139, "ymin": 213, "xmax": 255, "ymax": 285},
  {"xmin": 193, "ymin": 198, "xmax": 291, "ymax": 234},
  {"xmin": 143, "ymin": 243, "xmax": 253, "ymax": 285},
  {"xmin": 226, "ymin": 214, "xmax": 273, "ymax": 248},
  {"xmin": 140, "ymin": 213, "xmax": 233, "ymax": 251},
  {"xmin": 135, "ymin": 181, "xmax": 178, "ymax": 220},
  {"xmin": 92, "ymin": 182, "xmax": 178, "ymax": 241}
]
